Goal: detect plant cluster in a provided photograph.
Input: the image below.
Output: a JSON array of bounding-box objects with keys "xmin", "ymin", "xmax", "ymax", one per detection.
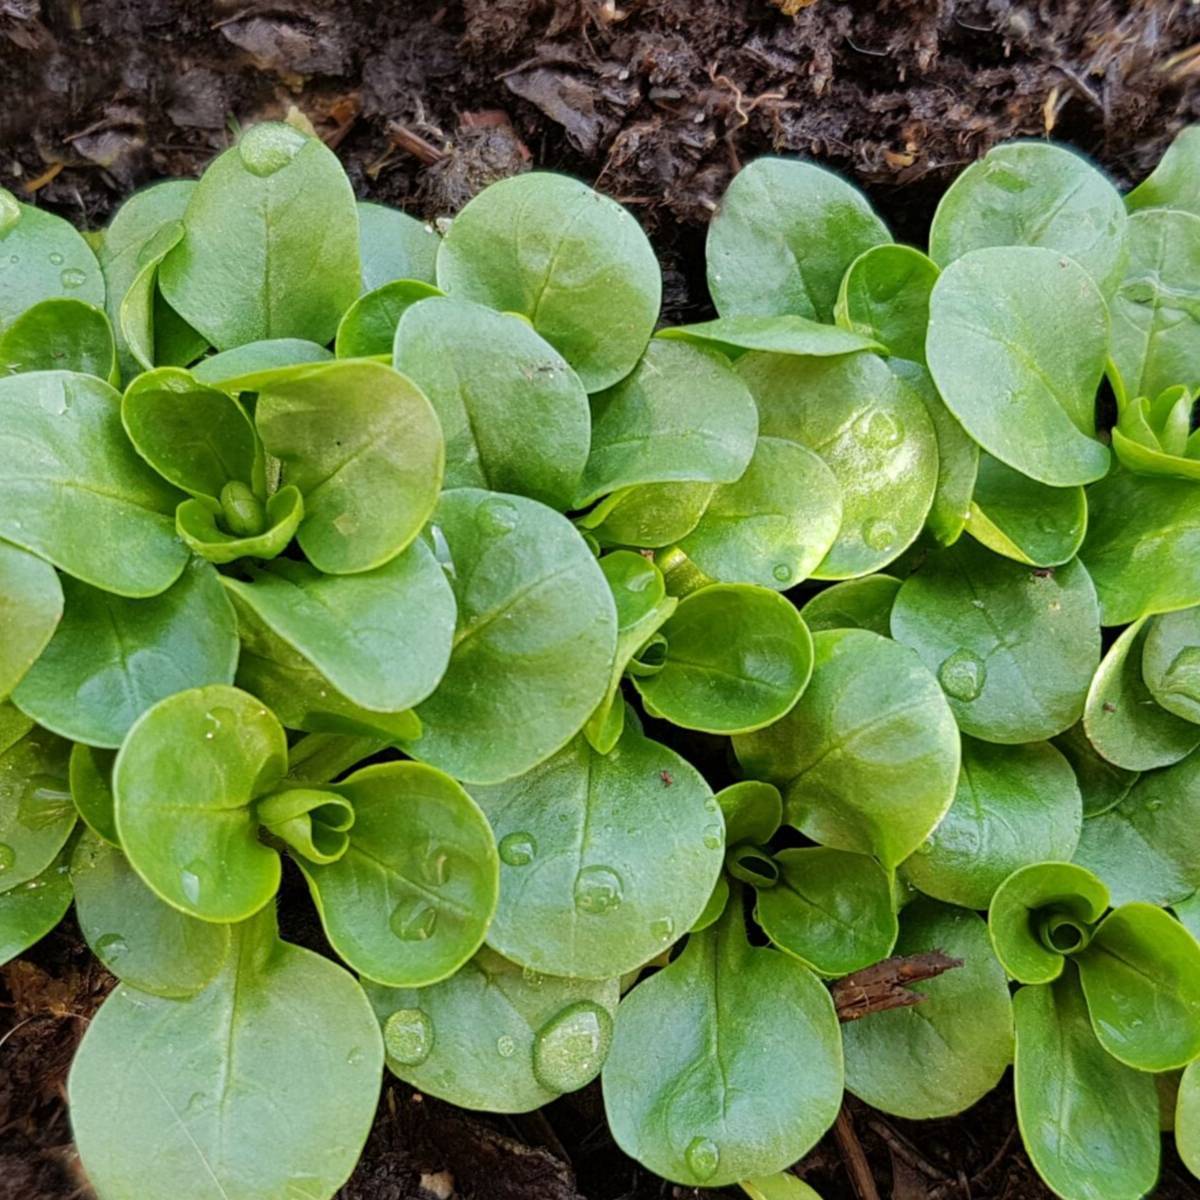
[{"xmin": 2, "ymin": 118, "xmax": 1200, "ymax": 1200}]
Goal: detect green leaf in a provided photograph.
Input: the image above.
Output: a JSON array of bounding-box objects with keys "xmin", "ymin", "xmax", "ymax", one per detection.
[
  {"xmin": 799, "ymin": 574, "xmax": 900, "ymax": 636},
  {"xmin": 601, "ymin": 900, "xmax": 842, "ymax": 1187},
  {"xmin": 13, "ymin": 559, "xmax": 237, "ymax": 748},
  {"xmin": 890, "ymin": 538, "xmax": 1101, "ymax": 743},
  {"xmin": 255, "ymin": 359, "xmax": 444, "ymax": 574},
  {"xmin": 0, "ymin": 187, "xmax": 104, "ymax": 329},
  {"xmin": 1014, "ymin": 971, "xmax": 1159, "ymax": 1200},
  {"xmin": 357, "ymin": 200, "xmax": 439, "ymax": 290},
  {"xmin": 0, "ymin": 726, "xmax": 76, "ymax": 893},
  {"xmin": 1073, "ymin": 749, "xmax": 1200, "ymax": 907},
  {"xmin": 1142, "ymin": 606, "xmax": 1200, "ymax": 724},
  {"xmin": 0, "ymin": 539, "xmax": 62, "ymax": 701},
  {"xmin": 70, "ymin": 743, "xmax": 118, "ymax": 845},
  {"xmin": 363, "ymin": 946, "xmax": 619, "ymax": 1112},
  {"xmin": 335, "ymin": 278, "xmax": 440, "ymax": 357},
  {"xmin": 1179, "ymin": 1058, "xmax": 1200, "ymax": 1180},
  {"xmin": 471, "ymin": 721, "xmax": 724, "ymax": 979},
  {"xmin": 393, "ymin": 296, "xmax": 589, "ymax": 509},
  {"xmin": 69, "ymin": 905, "xmax": 383, "ymax": 1200},
  {"xmin": 159, "ymin": 123, "xmax": 360, "ymax": 350},
  {"xmin": 296, "ymin": 761, "xmax": 497, "ymax": 986},
  {"xmin": 717, "ymin": 779, "xmax": 782, "ymax": 846},
  {"xmin": 928, "ymin": 141, "xmax": 1128, "ymax": 297},
  {"xmin": 71, "ymin": 831, "xmax": 230, "ymax": 997},
  {"xmin": 844, "ymin": 900, "xmax": 1013, "ymax": 1118},
  {"xmin": 835, "ymin": 244, "xmax": 939, "ymax": 362},
  {"xmin": 1111, "ymin": 386, "xmax": 1200, "ymax": 481},
  {"xmin": 577, "ymin": 339, "xmax": 758, "ymax": 507},
  {"xmin": 114, "ymin": 685, "xmax": 287, "ymax": 921},
  {"xmin": 285, "ymin": 732, "xmax": 386, "ymax": 787},
  {"xmin": 254, "ymin": 787, "xmax": 353, "ymax": 864},
  {"xmin": 734, "ymin": 629, "xmax": 959, "ymax": 869},
  {"xmin": 1109, "ymin": 209, "xmax": 1200, "ymax": 400},
  {"xmin": 436, "ymin": 172, "xmax": 660, "ymax": 391},
  {"xmin": 904, "ymin": 736, "xmax": 1082, "ymax": 910},
  {"xmin": 741, "ymin": 1174, "xmax": 823, "ymax": 1200},
  {"xmin": 0, "ymin": 298, "xmax": 116, "ymax": 382},
  {"xmin": 966, "ymin": 454, "xmax": 1088, "ymax": 567},
  {"xmin": 1083, "ymin": 618, "xmax": 1200, "ymax": 770},
  {"xmin": 177, "ymin": 485, "xmax": 304, "ymax": 564},
  {"xmin": 0, "ymin": 703, "xmax": 33, "ymax": 754},
  {"xmin": 190, "ymin": 337, "xmax": 333, "ymax": 391},
  {"xmin": 0, "ymin": 841, "xmax": 72, "ymax": 965},
  {"xmin": 0, "ymin": 371, "xmax": 187, "ymax": 597},
  {"xmin": 632, "ymin": 584, "xmax": 813, "ymax": 735},
  {"xmin": 225, "ymin": 543, "xmax": 454, "ymax": 715},
  {"xmin": 400, "ymin": 489, "xmax": 617, "ymax": 785},
  {"xmin": 755, "ymin": 847, "xmax": 897, "ymax": 975},
  {"xmin": 676, "ymin": 437, "xmax": 842, "ymax": 590},
  {"xmin": 988, "ymin": 861, "xmax": 1109, "ymax": 984},
  {"xmin": 1052, "ymin": 721, "xmax": 1140, "ymax": 819},
  {"xmin": 927, "ymin": 246, "xmax": 1110, "ymax": 487},
  {"xmin": 738, "ymin": 350, "xmax": 938, "ymax": 578},
  {"xmin": 579, "ymin": 480, "xmax": 717, "ymax": 549},
  {"xmin": 659, "ymin": 315, "xmax": 882, "ymax": 358},
  {"xmin": 707, "ymin": 157, "xmax": 890, "ymax": 322}
]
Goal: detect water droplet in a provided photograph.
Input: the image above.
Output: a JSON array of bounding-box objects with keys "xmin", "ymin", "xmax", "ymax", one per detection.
[
  {"xmin": 346, "ymin": 1046, "xmax": 365, "ymax": 1066},
  {"xmin": 1145, "ymin": 797, "xmax": 1164, "ymax": 812},
  {"xmin": 772, "ymin": 562, "xmax": 793, "ymax": 584},
  {"xmin": 531, "ymin": 1002, "xmax": 613, "ymax": 1093},
  {"xmin": 390, "ymin": 897, "xmax": 438, "ymax": 941},
  {"xmin": 478, "ymin": 497, "xmax": 519, "ymax": 535},
  {"xmin": 651, "ymin": 916, "xmax": 675, "ymax": 943},
  {"xmin": 95, "ymin": 933, "xmax": 128, "ymax": 961},
  {"xmin": 854, "ymin": 409, "xmax": 903, "ymax": 449},
  {"xmin": 238, "ymin": 123, "xmax": 307, "ymax": 177},
  {"xmin": 48, "ymin": 251, "xmax": 63, "ymax": 265},
  {"xmin": 0, "ymin": 844, "xmax": 14, "ymax": 873},
  {"xmin": 8, "ymin": 254, "xmax": 18, "ymax": 264},
  {"xmin": 862, "ymin": 518, "xmax": 897, "ymax": 552},
  {"xmin": 384, "ymin": 1008, "xmax": 433, "ymax": 1066},
  {"xmin": 624, "ymin": 569, "xmax": 653, "ymax": 593},
  {"xmin": 522, "ymin": 965, "xmax": 545, "ymax": 988},
  {"xmin": 420, "ymin": 846, "xmax": 450, "ymax": 887},
  {"xmin": 702, "ymin": 825, "xmax": 723, "ymax": 851},
  {"xmin": 938, "ymin": 648, "xmax": 988, "ymax": 702},
  {"xmin": 1122, "ymin": 280, "xmax": 1156, "ymax": 306},
  {"xmin": 983, "ymin": 161, "xmax": 1032, "ymax": 193},
  {"xmin": 183, "ymin": 1091, "xmax": 206, "ymax": 1116},
  {"xmin": 60, "ymin": 267, "xmax": 88, "ymax": 289},
  {"xmin": 499, "ymin": 832, "xmax": 537, "ymax": 866},
  {"xmin": 915, "ymin": 839, "xmax": 935, "ymax": 856},
  {"xmin": 0, "ymin": 189, "xmax": 20, "ymax": 237},
  {"xmin": 573, "ymin": 865, "xmax": 624, "ymax": 915},
  {"xmin": 684, "ymin": 1136, "xmax": 720, "ymax": 1181},
  {"xmin": 496, "ymin": 1034, "xmax": 516, "ymax": 1058},
  {"xmin": 179, "ymin": 861, "xmax": 206, "ymax": 906}
]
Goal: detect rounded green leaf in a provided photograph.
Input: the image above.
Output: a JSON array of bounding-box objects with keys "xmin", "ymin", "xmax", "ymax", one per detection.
[
  {"xmin": 632, "ymin": 584, "xmax": 813, "ymax": 734},
  {"xmin": 903, "ymin": 737, "xmax": 1082, "ymax": 911},
  {"xmin": 891, "ymin": 538, "xmax": 1100, "ymax": 743},
  {"xmin": 1077, "ymin": 902, "xmax": 1200, "ymax": 1071},
  {"xmin": 1143, "ymin": 606, "xmax": 1200, "ymax": 724},
  {"xmin": 393, "ymin": 296, "xmax": 590, "ymax": 509},
  {"xmin": 707, "ymin": 157, "xmax": 890, "ymax": 322},
  {"xmin": 1179, "ymin": 1059, "xmax": 1200, "ymax": 1180},
  {"xmin": 114, "ymin": 685, "xmax": 287, "ymax": 922},
  {"xmin": 471, "ymin": 722, "xmax": 724, "ymax": 979},
  {"xmin": 1083, "ymin": 618, "xmax": 1200, "ymax": 770},
  {"xmin": 69, "ymin": 743, "xmax": 118, "ymax": 845},
  {"xmin": 602, "ymin": 904, "xmax": 843, "ymax": 1188},
  {"xmin": 756, "ymin": 847, "xmax": 897, "ymax": 976},
  {"xmin": 1014, "ymin": 971, "xmax": 1159, "ymax": 1200},
  {"xmin": 0, "ymin": 298, "xmax": 116, "ymax": 382},
  {"xmin": 717, "ymin": 780, "xmax": 782, "ymax": 846},
  {"xmin": 0, "ymin": 726, "xmax": 76, "ymax": 890},
  {"xmin": 297, "ymin": 761, "xmax": 498, "ymax": 987},
  {"xmin": 0, "ymin": 539, "xmax": 63, "ymax": 702},
  {"xmin": 966, "ymin": 453, "xmax": 1088, "ymax": 567},
  {"xmin": 799, "ymin": 574, "xmax": 900, "ymax": 636},
  {"xmin": 929, "ymin": 141, "xmax": 1127, "ymax": 297},
  {"xmin": 1109, "ymin": 209, "xmax": 1200, "ymax": 401},
  {"xmin": 363, "ymin": 946, "xmax": 619, "ymax": 1112},
  {"xmin": 927, "ymin": 246, "xmax": 1110, "ymax": 487},
  {"xmin": 741, "ymin": 1174, "xmax": 824, "ymax": 1200},
  {"xmin": 357, "ymin": 200, "xmax": 439, "ymax": 290},
  {"xmin": 255, "ymin": 358, "xmax": 443, "ymax": 574},
  {"xmin": 190, "ymin": 338, "xmax": 333, "ymax": 391},
  {"xmin": 676, "ymin": 437, "xmax": 842, "ymax": 590},
  {"xmin": 0, "ymin": 188, "xmax": 104, "ymax": 330},
  {"xmin": 0, "ymin": 845, "xmax": 72, "ymax": 966},
  {"xmin": 580, "ymin": 480, "xmax": 717, "ymax": 549},
  {"xmin": 69, "ymin": 908, "xmax": 383, "ymax": 1200},
  {"xmin": 738, "ymin": 350, "xmax": 938, "ymax": 578},
  {"xmin": 401, "ymin": 489, "xmax": 617, "ymax": 785},
  {"xmin": 843, "ymin": 900, "xmax": 1013, "ymax": 1118},
  {"xmin": 71, "ymin": 831, "xmax": 230, "ymax": 998},
  {"xmin": 578, "ymin": 339, "xmax": 758, "ymax": 507},
  {"xmin": 735, "ymin": 628, "xmax": 959, "ymax": 869},
  {"xmin": 159, "ymin": 123, "xmax": 360, "ymax": 350},
  {"xmin": 834, "ymin": 244, "xmax": 939, "ymax": 362},
  {"xmin": 659, "ymin": 315, "xmax": 881, "ymax": 358},
  {"xmin": 0, "ymin": 371, "xmax": 187, "ymax": 597},
  {"xmin": 437, "ymin": 172, "xmax": 660, "ymax": 391},
  {"xmin": 335, "ymin": 278, "xmax": 440, "ymax": 357},
  {"xmin": 177, "ymin": 486, "xmax": 303, "ymax": 565},
  {"xmin": 988, "ymin": 861, "xmax": 1109, "ymax": 985},
  {"xmin": 14, "ymin": 559, "xmax": 239, "ymax": 748},
  {"xmin": 1052, "ymin": 721, "xmax": 1139, "ymax": 819}
]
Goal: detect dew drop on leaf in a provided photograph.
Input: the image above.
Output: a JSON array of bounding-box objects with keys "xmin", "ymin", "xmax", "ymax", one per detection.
[
  {"xmin": 702, "ymin": 825, "xmax": 723, "ymax": 851},
  {"xmin": 521, "ymin": 965, "xmax": 545, "ymax": 988},
  {"xmin": 95, "ymin": 933, "xmax": 128, "ymax": 961},
  {"xmin": 478, "ymin": 498, "xmax": 519, "ymax": 536},
  {"xmin": 531, "ymin": 1001, "xmax": 613, "ymax": 1093},
  {"xmin": 498, "ymin": 832, "xmax": 537, "ymax": 866},
  {"xmin": 419, "ymin": 847, "xmax": 450, "ymax": 887},
  {"xmin": 861, "ymin": 518, "xmax": 898, "ymax": 552},
  {"xmin": 496, "ymin": 1034, "xmax": 516, "ymax": 1058},
  {"xmin": 345, "ymin": 1046, "xmax": 365, "ymax": 1066},
  {"xmin": 238, "ymin": 123, "xmax": 307, "ymax": 178},
  {"xmin": 383, "ymin": 1008, "xmax": 433, "ymax": 1066},
  {"xmin": 650, "ymin": 916, "xmax": 675, "ymax": 943},
  {"xmin": 48, "ymin": 251, "xmax": 63, "ymax": 265},
  {"xmin": 0, "ymin": 844, "xmax": 14, "ymax": 873},
  {"xmin": 390, "ymin": 897, "xmax": 438, "ymax": 941},
  {"xmin": 573, "ymin": 865, "xmax": 624, "ymax": 915},
  {"xmin": 853, "ymin": 409, "xmax": 903, "ymax": 449},
  {"xmin": 937, "ymin": 648, "xmax": 988, "ymax": 702},
  {"xmin": 179, "ymin": 863, "xmax": 205, "ymax": 906},
  {"xmin": 684, "ymin": 1136, "xmax": 720, "ymax": 1181},
  {"xmin": 60, "ymin": 268, "xmax": 88, "ymax": 290}
]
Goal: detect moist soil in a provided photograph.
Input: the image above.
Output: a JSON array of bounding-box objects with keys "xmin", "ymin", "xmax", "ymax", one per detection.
[{"xmin": 2, "ymin": 2, "xmax": 1200, "ymax": 1198}]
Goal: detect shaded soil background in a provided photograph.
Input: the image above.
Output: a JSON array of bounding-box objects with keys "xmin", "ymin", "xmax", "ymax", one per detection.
[{"xmin": 2, "ymin": 1, "xmax": 1200, "ymax": 1198}]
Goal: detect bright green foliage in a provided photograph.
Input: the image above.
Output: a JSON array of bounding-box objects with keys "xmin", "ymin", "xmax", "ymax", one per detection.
[
  {"xmin": 1112, "ymin": 385, "xmax": 1200, "ymax": 480},
  {"xmin": 835, "ymin": 243, "xmax": 939, "ymax": 362},
  {"xmin": 1143, "ymin": 605, "xmax": 1200, "ymax": 722},
  {"xmin": 0, "ymin": 298, "xmax": 117, "ymax": 382}
]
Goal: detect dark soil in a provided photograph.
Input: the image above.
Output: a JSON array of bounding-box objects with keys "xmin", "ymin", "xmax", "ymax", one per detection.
[{"xmin": 3, "ymin": 2, "xmax": 1200, "ymax": 1199}]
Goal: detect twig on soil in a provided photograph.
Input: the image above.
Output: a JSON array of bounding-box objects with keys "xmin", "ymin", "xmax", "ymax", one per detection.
[
  {"xmin": 834, "ymin": 1105, "xmax": 881, "ymax": 1200},
  {"xmin": 867, "ymin": 1120, "xmax": 949, "ymax": 1183},
  {"xmin": 831, "ymin": 951, "xmax": 962, "ymax": 1023},
  {"xmin": 386, "ymin": 123, "xmax": 446, "ymax": 165}
]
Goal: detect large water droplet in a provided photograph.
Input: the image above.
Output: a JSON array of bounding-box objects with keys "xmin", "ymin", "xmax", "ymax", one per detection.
[
  {"xmin": 48, "ymin": 251, "xmax": 64, "ymax": 266},
  {"xmin": 938, "ymin": 648, "xmax": 988, "ymax": 702},
  {"xmin": 0, "ymin": 189, "xmax": 20, "ymax": 237},
  {"xmin": 496, "ymin": 1034, "xmax": 516, "ymax": 1058},
  {"xmin": 95, "ymin": 933, "xmax": 129, "ymax": 961},
  {"xmin": 499, "ymin": 831, "xmax": 537, "ymax": 866},
  {"xmin": 60, "ymin": 267, "xmax": 88, "ymax": 289},
  {"xmin": 419, "ymin": 846, "xmax": 450, "ymax": 887},
  {"xmin": 180, "ymin": 861, "xmax": 206, "ymax": 906},
  {"xmin": 390, "ymin": 897, "xmax": 438, "ymax": 941},
  {"xmin": 684, "ymin": 1136, "xmax": 720, "ymax": 1181},
  {"xmin": 862, "ymin": 518, "xmax": 897, "ymax": 553},
  {"xmin": 0, "ymin": 844, "xmax": 14, "ymax": 873},
  {"xmin": 531, "ymin": 1002, "xmax": 613, "ymax": 1093},
  {"xmin": 651, "ymin": 916, "xmax": 675, "ymax": 943},
  {"xmin": 772, "ymin": 562, "xmax": 794, "ymax": 584},
  {"xmin": 238, "ymin": 123, "xmax": 307, "ymax": 177},
  {"xmin": 573, "ymin": 865, "xmax": 624, "ymax": 915},
  {"xmin": 384, "ymin": 1008, "xmax": 433, "ymax": 1066},
  {"xmin": 854, "ymin": 409, "xmax": 903, "ymax": 449},
  {"xmin": 702, "ymin": 825, "xmax": 723, "ymax": 851},
  {"xmin": 478, "ymin": 497, "xmax": 518, "ymax": 535}
]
